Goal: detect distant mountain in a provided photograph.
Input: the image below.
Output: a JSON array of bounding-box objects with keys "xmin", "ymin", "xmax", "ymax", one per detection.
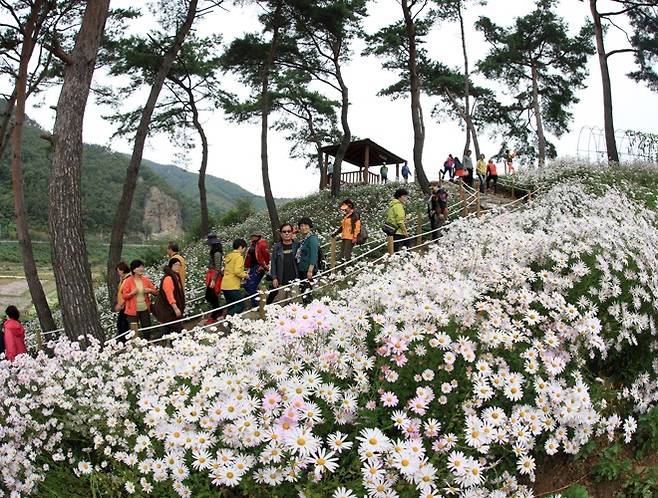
[
  {"xmin": 143, "ymin": 161, "xmax": 291, "ymax": 214},
  {"xmin": 0, "ymin": 114, "xmax": 286, "ymax": 240}
]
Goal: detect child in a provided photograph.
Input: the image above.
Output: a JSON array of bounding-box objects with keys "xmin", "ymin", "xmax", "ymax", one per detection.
[{"xmin": 3, "ymin": 305, "xmax": 27, "ymax": 361}]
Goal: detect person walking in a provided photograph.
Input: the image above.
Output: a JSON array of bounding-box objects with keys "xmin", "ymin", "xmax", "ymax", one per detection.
[
  {"xmin": 167, "ymin": 241, "xmax": 186, "ymax": 288},
  {"xmin": 221, "ymin": 239, "xmax": 248, "ymax": 315},
  {"xmin": 463, "ymin": 150, "xmax": 474, "ymax": 188},
  {"xmin": 486, "ymin": 158, "xmax": 498, "ymax": 193},
  {"xmin": 267, "ymin": 223, "xmax": 300, "ymax": 305},
  {"xmin": 386, "ymin": 188, "xmax": 410, "ymax": 252},
  {"xmin": 380, "ymin": 163, "xmax": 388, "ymax": 183},
  {"xmin": 401, "ymin": 162, "xmax": 411, "ymax": 184},
  {"xmin": 3, "ymin": 306, "xmax": 26, "ymax": 361},
  {"xmin": 454, "ymin": 155, "xmax": 466, "ymax": 181},
  {"xmin": 244, "ymin": 232, "xmax": 271, "ymax": 307},
  {"xmin": 154, "ymin": 258, "xmax": 186, "ymax": 335},
  {"xmin": 505, "ymin": 149, "xmax": 515, "ymax": 174},
  {"xmin": 476, "ymin": 153, "xmax": 487, "ymax": 193},
  {"xmin": 332, "ymin": 199, "xmax": 361, "ymax": 262},
  {"xmin": 114, "ymin": 261, "xmax": 131, "ymax": 341},
  {"xmin": 122, "ymin": 260, "xmax": 158, "ymax": 337},
  {"xmin": 427, "ymin": 186, "xmax": 448, "ymax": 240},
  {"xmin": 204, "ymin": 234, "xmax": 223, "ymax": 310},
  {"xmin": 442, "ymin": 154, "xmax": 455, "ymax": 181},
  {"xmin": 296, "ymin": 217, "xmax": 319, "ymax": 304}
]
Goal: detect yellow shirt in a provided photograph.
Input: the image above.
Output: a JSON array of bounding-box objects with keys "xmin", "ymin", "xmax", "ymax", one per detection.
[
  {"xmin": 476, "ymin": 159, "xmax": 487, "ymax": 176},
  {"xmin": 220, "ymin": 250, "xmax": 247, "ymax": 291}
]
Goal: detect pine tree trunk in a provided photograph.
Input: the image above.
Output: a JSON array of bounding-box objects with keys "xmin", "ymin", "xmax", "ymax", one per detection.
[
  {"xmin": 48, "ymin": 0, "xmax": 110, "ymax": 342},
  {"xmin": 260, "ymin": 0, "xmax": 283, "ymax": 239},
  {"xmin": 187, "ymin": 90, "xmax": 210, "ymax": 236},
  {"xmin": 331, "ymin": 49, "xmax": 350, "ymax": 198},
  {"xmin": 11, "ymin": 0, "xmax": 56, "ymax": 333},
  {"xmin": 531, "ymin": 65, "xmax": 547, "ymax": 168},
  {"xmin": 0, "ymin": 89, "xmax": 17, "ymax": 161},
  {"xmin": 589, "ymin": 0, "xmax": 619, "ymax": 163},
  {"xmin": 106, "ymin": 0, "xmax": 198, "ymax": 300},
  {"xmin": 401, "ymin": 0, "xmax": 430, "ymax": 194}
]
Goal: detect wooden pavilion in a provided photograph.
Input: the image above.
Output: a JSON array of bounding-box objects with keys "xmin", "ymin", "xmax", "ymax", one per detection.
[{"xmin": 320, "ymin": 138, "xmax": 407, "ymax": 185}]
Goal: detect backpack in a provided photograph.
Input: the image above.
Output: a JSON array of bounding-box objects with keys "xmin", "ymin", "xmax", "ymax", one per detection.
[
  {"xmin": 350, "ymin": 211, "xmax": 368, "ymax": 245},
  {"xmin": 356, "ymin": 225, "xmax": 368, "ymax": 245}
]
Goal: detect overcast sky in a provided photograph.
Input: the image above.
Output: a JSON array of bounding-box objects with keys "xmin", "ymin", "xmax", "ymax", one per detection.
[{"xmin": 14, "ymin": 0, "xmax": 658, "ymax": 198}]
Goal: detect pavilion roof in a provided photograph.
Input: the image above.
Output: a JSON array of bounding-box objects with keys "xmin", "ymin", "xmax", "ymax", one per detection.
[{"xmin": 319, "ymin": 138, "xmax": 405, "ymax": 168}]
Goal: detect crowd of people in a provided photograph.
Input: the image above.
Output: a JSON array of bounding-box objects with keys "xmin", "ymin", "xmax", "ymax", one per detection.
[
  {"xmin": 106, "ymin": 198, "xmax": 376, "ymax": 338},
  {"xmin": 2, "ymin": 157, "xmax": 510, "ymax": 357},
  {"xmin": 441, "ymin": 149, "xmax": 515, "ymax": 194}
]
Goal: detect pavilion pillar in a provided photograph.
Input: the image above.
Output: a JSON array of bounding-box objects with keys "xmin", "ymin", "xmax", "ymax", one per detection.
[
  {"xmin": 323, "ymin": 153, "xmax": 329, "ymax": 189},
  {"xmin": 363, "ymin": 144, "xmax": 370, "ymax": 183},
  {"xmin": 395, "ymin": 163, "xmax": 400, "ymax": 180}
]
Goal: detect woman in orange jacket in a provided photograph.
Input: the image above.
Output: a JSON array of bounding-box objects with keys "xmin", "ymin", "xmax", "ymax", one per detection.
[
  {"xmin": 121, "ymin": 259, "xmax": 158, "ymax": 337},
  {"xmin": 154, "ymin": 258, "xmax": 186, "ymax": 335},
  {"xmin": 332, "ymin": 199, "xmax": 361, "ymax": 261}
]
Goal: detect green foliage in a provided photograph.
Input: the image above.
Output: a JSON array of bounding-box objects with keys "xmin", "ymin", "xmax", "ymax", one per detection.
[
  {"xmin": 627, "ymin": 4, "xmax": 658, "ymax": 93},
  {"xmin": 0, "ymin": 117, "xmax": 194, "ymax": 237},
  {"xmin": 561, "ymin": 484, "xmax": 590, "ymax": 498},
  {"xmin": 634, "ymin": 406, "xmax": 658, "ymax": 459},
  {"xmin": 618, "ymin": 468, "xmax": 658, "ymax": 498},
  {"xmin": 220, "ymin": 198, "xmax": 256, "ymax": 227},
  {"xmin": 592, "ymin": 444, "xmax": 632, "ymax": 483}
]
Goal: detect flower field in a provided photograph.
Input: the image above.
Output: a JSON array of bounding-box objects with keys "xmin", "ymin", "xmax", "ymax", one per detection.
[{"xmin": 7, "ymin": 165, "xmax": 658, "ymax": 497}]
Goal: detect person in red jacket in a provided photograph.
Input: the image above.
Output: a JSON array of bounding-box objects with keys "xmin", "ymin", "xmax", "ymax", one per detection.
[
  {"xmin": 243, "ymin": 231, "xmax": 271, "ymax": 307},
  {"xmin": 3, "ymin": 305, "xmax": 27, "ymax": 361},
  {"xmin": 121, "ymin": 259, "xmax": 158, "ymax": 338}
]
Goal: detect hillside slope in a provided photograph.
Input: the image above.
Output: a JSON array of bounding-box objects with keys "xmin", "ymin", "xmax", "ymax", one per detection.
[
  {"xmin": 144, "ymin": 160, "xmax": 291, "ymax": 214},
  {"xmin": 0, "ymin": 115, "xmax": 283, "ymax": 239},
  {"xmin": 0, "ymin": 117, "xmax": 194, "ymax": 238}
]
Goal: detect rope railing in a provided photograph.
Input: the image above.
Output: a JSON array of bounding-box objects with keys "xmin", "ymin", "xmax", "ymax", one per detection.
[
  {"xmin": 44, "ymin": 185, "xmax": 546, "ymax": 345},
  {"xmin": 156, "ymin": 186, "xmax": 537, "ymax": 341}
]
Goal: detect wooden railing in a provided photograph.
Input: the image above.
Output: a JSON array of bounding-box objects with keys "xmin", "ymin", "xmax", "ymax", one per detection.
[{"xmin": 340, "ymin": 170, "xmax": 383, "ymax": 185}]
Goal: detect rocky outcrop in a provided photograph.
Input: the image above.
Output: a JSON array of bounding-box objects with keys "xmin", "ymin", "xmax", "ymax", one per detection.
[{"xmin": 143, "ymin": 186, "xmax": 184, "ymax": 238}]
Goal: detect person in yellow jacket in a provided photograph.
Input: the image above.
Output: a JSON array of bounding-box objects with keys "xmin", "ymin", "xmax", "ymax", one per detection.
[
  {"xmin": 332, "ymin": 199, "xmax": 362, "ymax": 261},
  {"xmin": 220, "ymin": 238, "xmax": 248, "ymax": 315},
  {"xmin": 476, "ymin": 153, "xmax": 487, "ymax": 193},
  {"xmin": 386, "ymin": 188, "xmax": 410, "ymax": 253}
]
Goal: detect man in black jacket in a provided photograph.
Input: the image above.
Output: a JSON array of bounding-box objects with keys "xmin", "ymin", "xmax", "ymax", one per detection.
[{"xmin": 267, "ymin": 223, "xmax": 300, "ymax": 304}]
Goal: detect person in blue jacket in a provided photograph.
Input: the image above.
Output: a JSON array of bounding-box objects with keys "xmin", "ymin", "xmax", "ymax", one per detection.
[{"xmin": 296, "ymin": 216, "xmax": 318, "ymax": 304}]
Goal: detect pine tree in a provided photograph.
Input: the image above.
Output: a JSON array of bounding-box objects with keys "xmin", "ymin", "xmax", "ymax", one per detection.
[{"xmin": 476, "ymin": 0, "xmax": 594, "ymax": 167}]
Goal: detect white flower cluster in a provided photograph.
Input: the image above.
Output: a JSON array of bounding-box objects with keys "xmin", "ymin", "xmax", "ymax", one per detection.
[{"xmin": 3, "ymin": 182, "xmax": 657, "ymax": 497}]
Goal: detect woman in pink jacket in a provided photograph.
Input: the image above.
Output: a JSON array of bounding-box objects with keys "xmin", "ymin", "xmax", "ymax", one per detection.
[{"xmin": 3, "ymin": 306, "xmax": 27, "ymax": 361}]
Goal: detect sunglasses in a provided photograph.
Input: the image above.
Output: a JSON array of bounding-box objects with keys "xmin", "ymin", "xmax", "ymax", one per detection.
[{"xmin": 281, "ymin": 230, "xmax": 293, "ymax": 233}]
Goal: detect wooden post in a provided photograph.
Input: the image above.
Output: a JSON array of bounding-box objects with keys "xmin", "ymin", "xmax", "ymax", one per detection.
[
  {"xmin": 330, "ymin": 236, "xmax": 337, "ymax": 273},
  {"xmin": 416, "ymin": 211, "xmax": 423, "ymax": 247},
  {"xmin": 511, "ymin": 176, "xmax": 515, "ymax": 199},
  {"xmin": 460, "ymin": 180, "xmax": 467, "ymax": 217},
  {"xmin": 35, "ymin": 328, "xmax": 43, "ymax": 351},
  {"xmin": 258, "ymin": 290, "xmax": 266, "ymax": 320},
  {"xmin": 363, "ymin": 144, "xmax": 370, "ymax": 183},
  {"xmin": 476, "ymin": 191, "xmax": 481, "ymax": 216},
  {"xmin": 387, "ymin": 236, "xmax": 394, "ymax": 255},
  {"xmin": 395, "ymin": 163, "xmax": 400, "ymax": 181}
]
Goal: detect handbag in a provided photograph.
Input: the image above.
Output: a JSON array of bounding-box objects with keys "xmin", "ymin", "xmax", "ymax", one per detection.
[{"xmin": 382, "ymin": 222, "xmax": 397, "ymax": 236}]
